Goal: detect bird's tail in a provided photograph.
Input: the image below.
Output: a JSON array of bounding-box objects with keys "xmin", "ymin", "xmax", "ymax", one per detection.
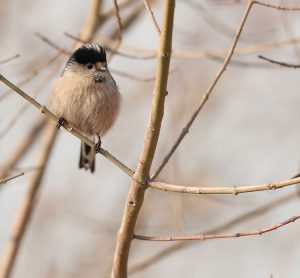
[{"xmin": 79, "ymin": 142, "xmax": 95, "ymax": 173}]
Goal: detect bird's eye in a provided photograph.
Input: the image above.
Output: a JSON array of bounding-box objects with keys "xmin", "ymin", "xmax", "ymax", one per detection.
[{"xmin": 86, "ymin": 63, "xmax": 94, "ymax": 69}]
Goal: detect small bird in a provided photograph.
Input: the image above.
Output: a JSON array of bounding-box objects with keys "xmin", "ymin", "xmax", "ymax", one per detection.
[{"xmin": 51, "ymin": 43, "xmax": 121, "ymax": 172}]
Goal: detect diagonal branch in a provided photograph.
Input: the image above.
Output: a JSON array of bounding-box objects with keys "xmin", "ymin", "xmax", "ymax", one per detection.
[
  {"xmin": 258, "ymin": 55, "xmax": 300, "ymax": 68},
  {"xmin": 0, "ymin": 173, "xmax": 24, "ymax": 184},
  {"xmin": 129, "ymin": 191, "xmax": 297, "ymax": 273},
  {"xmin": 0, "ymin": 74, "xmax": 133, "ymax": 177},
  {"xmin": 0, "ymin": 55, "xmax": 20, "ymax": 65},
  {"xmin": 151, "ymin": 0, "xmax": 300, "ymax": 180},
  {"xmin": 134, "ymin": 214, "xmax": 300, "ymax": 241},
  {"xmin": 143, "ymin": 0, "xmax": 161, "ymax": 36},
  {"xmin": 150, "ymin": 0, "xmax": 254, "ymax": 180}
]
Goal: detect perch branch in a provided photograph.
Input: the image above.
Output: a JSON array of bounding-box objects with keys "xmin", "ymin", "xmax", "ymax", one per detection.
[{"xmin": 0, "ymin": 74, "xmax": 134, "ymax": 177}]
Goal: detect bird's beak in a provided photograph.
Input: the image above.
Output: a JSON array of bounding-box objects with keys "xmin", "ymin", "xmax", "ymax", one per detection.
[{"xmin": 95, "ymin": 62, "xmax": 107, "ymax": 72}]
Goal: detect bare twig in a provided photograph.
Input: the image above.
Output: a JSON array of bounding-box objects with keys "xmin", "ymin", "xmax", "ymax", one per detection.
[
  {"xmin": 258, "ymin": 55, "xmax": 300, "ymax": 68},
  {"xmin": 101, "ymin": 0, "xmax": 137, "ymax": 23},
  {"xmin": 0, "ymin": 118, "xmax": 46, "ymax": 182},
  {"xmin": 151, "ymin": 0, "xmax": 300, "ymax": 180},
  {"xmin": 134, "ymin": 214, "xmax": 300, "ymax": 241},
  {"xmin": 0, "ymin": 55, "xmax": 20, "ymax": 65},
  {"xmin": 110, "ymin": 68, "xmax": 156, "ymax": 82},
  {"xmin": 143, "ymin": 0, "xmax": 161, "ymax": 35},
  {"xmin": 64, "ymin": 31, "xmax": 156, "ymax": 60},
  {"xmin": 66, "ymin": 31, "xmax": 300, "ymax": 60},
  {"xmin": 35, "ymin": 32, "xmax": 71, "ymax": 54},
  {"xmin": 129, "ymin": 192, "xmax": 297, "ymax": 273},
  {"xmin": 111, "ymin": 1, "xmax": 175, "ymax": 277},
  {"xmin": 0, "ymin": 173, "xmax": 24, "ymax": 185},
  {"xmin": 0, "ymin": 53, "xmax": 61, "ymax": 102},
  {"xmin": 0, "ymin": 74, "xmax": 134, "ymax": 177},
  {"xmin": 113, "ymin": 0, "xmax": 123, "ymax": 39},
  {"xmin": 0, "ymin": 62, "xmax": 59, "ymax": 140},
  {"xmin": 151, "ymin": 0, "xmax": 254, "ymax": 180},
  {"xmin": 253, "ymin": 1, "xmax": 300, "ymax": 10},
  {"xmin": 149, "ymin": 176, "xmax": 300, "ymax": 195}
]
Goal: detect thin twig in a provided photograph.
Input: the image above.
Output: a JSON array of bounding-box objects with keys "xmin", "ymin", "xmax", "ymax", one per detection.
[
  {"xmin": 0, "ymin": 74, "xmax": 134, "ymax": 177},
  {"xmin": 150, "ymin": 0, "xmax": 255, "ymax": 180},
  {"xmin": 129, "ymin": 192, "xmax": 297, "ymax": 273},
  {"xmin": 110, "ymin": 68, "xmax": 156, "ymax": 82},
  {"xmin": 64, "ymin": 32, "xmax": 156, "ymax": 60},
  {"xmin": 0, "ymin": 53, "xmax": 61, "ymax": 102},
  {"xmin": 253, "ymin": 1, "xmax": 300, "ymax": 10},
  {"xmin": 143, "ymin": 0, "xmax": 161, "ymax": 35},
  {"xmin": 134, "ymin": 214, "xmax": 300, "ymax": 241},
  {"xmin": 0, "ymin": 55, "xmax": 20, "ymax": 65},
  {"xmin": 66, "ymin": 31, "xmax": 300, "ymax": 60},
  {"xmin": 113, "ymin": 0, "xmax": 123, "ymax": 39},
  {"xmin": 258, "ymin": 55, "xmax": 300, "ymax": 68},
  {"xmin": 0, "ymin": 173, "xmax": 24, "ymax": 184},
  {"xmin": 0, "ymin": 117, "xmax": 46, "ymax": 183},
  {"xmin": 35, "ymin": 32, "xmax": 71, "ymax": 54},
  {"xmin": 0, "ymin": 61, "xmax": 59, "ymax": 140},
  {"xmin": 150, "ymin": 0, "xmax": 300, "ymax": 180},
  {"xmin": 149, "ymin": 176, "xmax": 300, "ymax": 195},
  {"xmin": 111, "ymin": 1, "xmax": 175, "ymax": 277}
]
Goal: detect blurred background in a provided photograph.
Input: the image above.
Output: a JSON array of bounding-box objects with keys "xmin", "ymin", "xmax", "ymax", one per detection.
[{"xmin": 1, "ymin": 0, "xmax": 300, "ymax": 277}]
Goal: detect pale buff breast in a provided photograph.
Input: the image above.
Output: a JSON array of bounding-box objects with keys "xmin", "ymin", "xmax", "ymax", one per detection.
[{"xmin": 51, "ymin": 71, "xmax": 120, "ymax": 137}]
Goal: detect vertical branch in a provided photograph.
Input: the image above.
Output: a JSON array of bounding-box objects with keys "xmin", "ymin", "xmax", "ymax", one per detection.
[
  {"xmin": 111, "ymin": 0, "xmax": 175, "ymax": 277},
  {"xmin": 0, "ymin": 121, "xmax": 57, "ymax": 278}
]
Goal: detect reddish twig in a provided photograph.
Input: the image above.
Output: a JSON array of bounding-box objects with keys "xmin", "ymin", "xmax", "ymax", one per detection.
[
  {"xmin": 0, "ymin": 54, "xmax": 20, "ymax": 65},
  {"xmin": 134, "ymin": 214, "xmax": 300, "ymax": 241},
  {"xmin": 0, "ymin": 172, "xmax": 24, "ymax": 185},
  {"xmin": 151, "ymin": 0, "xmax": 300, "ymax": 180},
  {"xmin": 35, "ymin": 32, "xmax": 71, "ymax": 54},
  {"xmin": 258, "ymin": 55, "xmax": 300, "ymax": 68}
]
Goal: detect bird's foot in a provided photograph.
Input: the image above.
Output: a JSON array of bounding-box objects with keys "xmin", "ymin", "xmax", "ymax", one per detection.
[
  {"xmin": 94, "ymin": 136, "xmax": 102, "ymax": 153},
  {"xmin": 56, "ymin": 117, "xmax": 67, "ymax": 129}
]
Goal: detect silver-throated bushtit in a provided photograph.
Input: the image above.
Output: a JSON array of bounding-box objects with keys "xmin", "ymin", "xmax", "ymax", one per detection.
[{"xmin": 51, "ymin": 43, "xmax": 120, "ymax": 172}]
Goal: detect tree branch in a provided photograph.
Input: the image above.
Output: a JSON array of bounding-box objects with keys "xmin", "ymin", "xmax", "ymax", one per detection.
[
  {"xmin": 111, "ymin": 0, "xmax": 175, "ymax": 277},
  {"xmin": 0, "ymin": 74, "xmax": 134, "ymax": 177},
  {"xmin": 149, "ymin": 176, "xmax": 300, "ymax": 195},
  {"xmin": 151, "ymin": 0, "xmax": 300, "ymax": 180},
  {"xmin": 134, "ymin": 214, "xmax": 300, "ymax": 241},
  {"xmin": 258, "ymin": 55, "xmax": 300, "ymax": 68},
  {"xmin": 0, "ymin": 173, "xmax": 24, "ymax": 184}
]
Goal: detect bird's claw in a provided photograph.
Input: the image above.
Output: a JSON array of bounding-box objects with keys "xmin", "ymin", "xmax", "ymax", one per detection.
[
  {"xmin": 94, "ymin": 137, "xmax": 102, "ymax": 153},
  {"xmin": 56, "ymin": 117, "xmax": 66, "ymax": 129}
]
